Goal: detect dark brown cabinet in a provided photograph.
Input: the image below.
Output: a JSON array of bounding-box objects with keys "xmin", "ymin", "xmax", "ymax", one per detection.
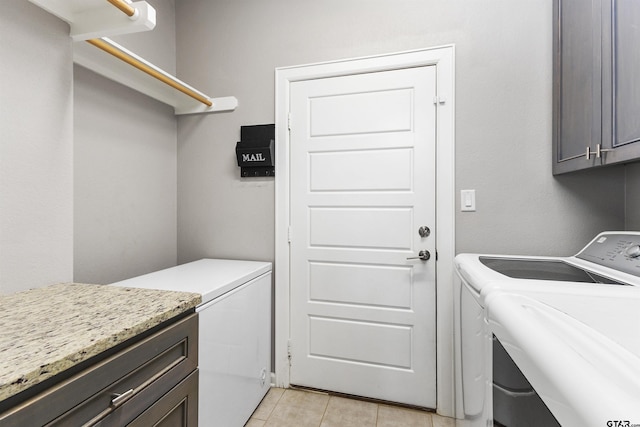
[
  {"xmin": 553, "ymin": 0, "xmax": 640, "ymax": 174},
  {"xmin": 127, "ymin": 371, "xmax": 198, "ymax": 427},
  {"xmin": 0, "ymin": 313, "xmax": 198, "ymax": 427}
]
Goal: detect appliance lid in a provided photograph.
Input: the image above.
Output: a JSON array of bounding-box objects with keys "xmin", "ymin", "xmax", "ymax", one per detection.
[
  {"xmin": 486, "ymin": 292, "xmax": 640, "ymax": 426},
  {"xmin": 111, "ymin": 259, "xmax": 272, "ymax": 305},
  {"xmin": 478, "ymin": 257, "xmax": 628, "ymax": 285}
]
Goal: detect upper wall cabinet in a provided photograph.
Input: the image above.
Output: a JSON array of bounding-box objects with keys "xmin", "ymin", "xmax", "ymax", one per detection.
[{"xmin": 553, "ymin": 0, "xmax": 640, "ymax": 174}]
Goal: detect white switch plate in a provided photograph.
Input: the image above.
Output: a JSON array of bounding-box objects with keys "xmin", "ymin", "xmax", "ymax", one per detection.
[{"xmin": 461, "ymin": 189, "xmax": 476, "ymax": 212}]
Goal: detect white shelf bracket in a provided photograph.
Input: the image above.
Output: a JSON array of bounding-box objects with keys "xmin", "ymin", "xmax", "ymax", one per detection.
[
  {"xmin": 174, "ymin": 96, "xmax": 239, "ymax": 116},
  {"xmin": 28, "ymin": 0, "xmax": 156, "ymax": 40}
]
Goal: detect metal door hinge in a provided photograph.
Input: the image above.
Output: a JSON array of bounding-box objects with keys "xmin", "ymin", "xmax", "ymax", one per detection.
[
  {"xmin": 287, "ymin": 339, "xmax": 292, "ymax": 364},
  {"xmin": 287, "ymin": 226, "xmax": 292, "ymax": 243},
  {"xmin": 287, "ymin": 112, "xmax": 292, "ymax": 131}
]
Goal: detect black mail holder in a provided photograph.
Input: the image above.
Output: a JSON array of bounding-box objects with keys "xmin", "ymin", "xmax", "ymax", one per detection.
[{"xmin": 235, "ymin": 124, "xmax": 275, "ymax": 177}]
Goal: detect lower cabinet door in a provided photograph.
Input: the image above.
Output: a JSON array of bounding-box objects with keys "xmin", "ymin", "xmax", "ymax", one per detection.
[{"xmin": 128, "ymin": 370, "xmax": 198, "ymax": 427}]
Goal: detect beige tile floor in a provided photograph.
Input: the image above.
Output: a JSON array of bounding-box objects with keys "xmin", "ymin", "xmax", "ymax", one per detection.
[{"xmin": 245, "ymin": 388, "xmax": 455, "ymax": 427}]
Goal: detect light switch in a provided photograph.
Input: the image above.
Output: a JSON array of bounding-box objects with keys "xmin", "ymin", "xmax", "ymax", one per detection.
[{"xmin": 461, "ymin": 189, "xmax": 476, "ymax": 212}]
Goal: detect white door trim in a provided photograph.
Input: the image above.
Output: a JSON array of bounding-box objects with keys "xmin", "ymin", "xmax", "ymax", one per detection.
[{"xmin": 274, "ymin": 45, "xmax": 455, "ymax": 417}]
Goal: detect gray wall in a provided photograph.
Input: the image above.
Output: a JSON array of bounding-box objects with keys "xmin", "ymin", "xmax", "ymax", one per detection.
[
  {"xmin": 2, "ymin": 0, "xmax": 634, "ymax": 295},
  {"xmin": 175, "ymin": 0, "xmax": 626, "ymax": 265},
  {"xmin": 0, "ymin": 2, "xmax": 73, "ymax": 294},
  {"xmin": 74, "ymin": 0, "xmax": 179, "ymax": 284},
  {"xmin": 626, "ymin": 163, "xmax": 640, "ymax": 230}
]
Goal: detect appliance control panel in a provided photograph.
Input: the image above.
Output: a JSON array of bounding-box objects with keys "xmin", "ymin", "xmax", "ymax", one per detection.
[{"xmin": 576, "ymin": 232, "xmax": 640, "ymax": 277}]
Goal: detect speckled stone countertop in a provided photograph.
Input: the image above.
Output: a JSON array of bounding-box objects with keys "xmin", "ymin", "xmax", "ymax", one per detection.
[{"xmin": 0, "ymin": 283, "xmax": 201, "ymax": 402}]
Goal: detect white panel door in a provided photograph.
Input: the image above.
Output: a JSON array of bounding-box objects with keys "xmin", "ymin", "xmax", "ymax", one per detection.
[{"xmin": 289, "ymin": 66, "xmax": 437, "ymax": 408}]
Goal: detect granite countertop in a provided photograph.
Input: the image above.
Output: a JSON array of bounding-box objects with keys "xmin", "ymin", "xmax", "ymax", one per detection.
[{"xmin": 0, "ymin": 283, "xmax": 201, "ymax": 402}]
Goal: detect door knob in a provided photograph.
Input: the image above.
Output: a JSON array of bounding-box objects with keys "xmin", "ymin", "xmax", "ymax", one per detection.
[
  {"xmin": 407, "ymin": 250, "xmax": 431, "ymax": 261},
  {"xmin": 418, "ymin": 226, "xmax": 430, "ymax": 238}
]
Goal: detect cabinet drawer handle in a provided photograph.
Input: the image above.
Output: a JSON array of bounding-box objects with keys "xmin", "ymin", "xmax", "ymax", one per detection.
[
  {"xmin": 563, "ymin": 144, "xmax": 615, "ymax": 162},
  {"xmin": 106, "ymin": 357, "xmax": 185, "ymax": 410},
  {"xmin": 594, "ymin": 144, "xmax": 614, "ymax": 158},
  {"xmin": 110, "ymin": 389, "xmax": 134, "ymax": 406},
  {"xmin": 561, "ymin": 146, "xmax": 592, "ymax": 161}
]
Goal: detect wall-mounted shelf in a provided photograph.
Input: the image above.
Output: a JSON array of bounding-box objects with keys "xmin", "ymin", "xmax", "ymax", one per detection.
[
  {"xmin": 74, "ymin": 38, "xmax": 238, "ymax": 115},
  {"xmin": 29, "ymin": 0, "xmax": 238, "ymax": 116},
  {"xmin": 28, "ymin": 0, "xmax": 156, "ymax": 41}
]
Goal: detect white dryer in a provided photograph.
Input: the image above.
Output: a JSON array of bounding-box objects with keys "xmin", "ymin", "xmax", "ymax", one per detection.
[
  {"xmin": 454, "ymin": 232, "xmax": 640, "ymax": 427},
  {"xmin": 112, "ymin": 259, "xmax": 272, "ymax": 427}
]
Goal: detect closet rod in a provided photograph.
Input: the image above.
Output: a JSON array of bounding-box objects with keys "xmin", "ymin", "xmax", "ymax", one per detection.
[
  {"xmin": 107, "ymin": 0, "xmax": 136, "ymax": 18},
  {"xmin": 86, "ymin": 38, "xmax": 213, "ymax": 107}
]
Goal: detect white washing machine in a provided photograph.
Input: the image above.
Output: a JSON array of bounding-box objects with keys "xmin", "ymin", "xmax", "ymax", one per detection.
[
  {"xmin": 454, "ymin": 232, "xmax": 640, "ymax": 427},
  {"xmin": 112, "ymin": 259, "xmax": 272, "ymax": 427}
]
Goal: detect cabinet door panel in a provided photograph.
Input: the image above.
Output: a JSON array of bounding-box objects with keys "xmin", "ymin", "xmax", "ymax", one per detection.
[
  {"xmin": 612, "ymin": 0, "xmax": 640, "ymax": 147},
  {"xmin": 128, "ymin": 370, "xmax": 198, "ymax": 427},
  {"xmin": 555, "ymin": 0, "xmax": 600, "ymax": 161}
]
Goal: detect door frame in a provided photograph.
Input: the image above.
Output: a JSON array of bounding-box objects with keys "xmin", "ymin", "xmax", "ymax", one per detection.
[{"xmin": 274, "ymin": 45, "xmax": 455, "ymax": 416}]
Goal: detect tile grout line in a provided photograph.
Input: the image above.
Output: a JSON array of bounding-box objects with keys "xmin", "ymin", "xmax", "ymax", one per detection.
[
  {"xmin": 267, "ymin": 389, "xmax": 284, "ymax": 422},
  {"xmin": 317, "ymin": 394, "xmax": 330, "ymax": 427},
  {"xmin": 254, "ymin": 388, "xmax": 286, "ymax": 424}
]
